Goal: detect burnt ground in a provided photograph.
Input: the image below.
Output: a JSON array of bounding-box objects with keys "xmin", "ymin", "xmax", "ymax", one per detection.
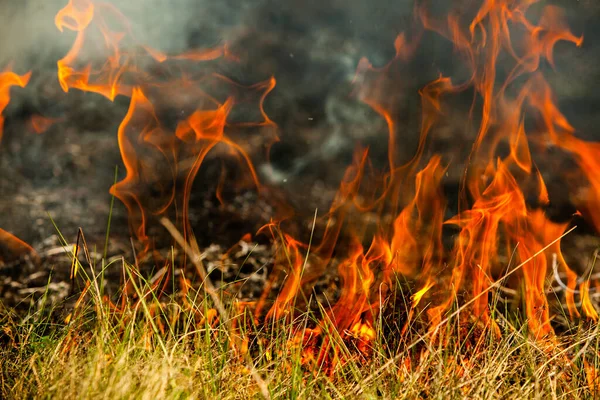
[{"xmin": 1, "ymin": 0, "xmax": 600, "ymax": 323}]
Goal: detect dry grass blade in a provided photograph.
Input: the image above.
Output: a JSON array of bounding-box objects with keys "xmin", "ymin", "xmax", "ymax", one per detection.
[
  {"xmin": 159, "ymin": 217, "xmax": 271, "ymax": 400},
  {"xmin": 159, "ymin": 218, "xmax": 229, "ymax": 321}
]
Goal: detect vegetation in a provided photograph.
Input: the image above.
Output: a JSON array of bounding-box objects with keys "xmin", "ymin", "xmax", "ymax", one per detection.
[{"xmin": 2, "ymin": 229, "xmax": 600, "ymax": 399}]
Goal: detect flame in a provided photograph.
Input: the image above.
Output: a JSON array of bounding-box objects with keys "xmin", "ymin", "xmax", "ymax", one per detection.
[
  {"xmin": 42, "ymin": 0, "xmax": 600, "ymax": 364},
  {"xmin": 109, "ymin": 78, "xmax": 274, "ymax": 251},
  {"xmin": 261, "ymin": 0, "xmax": 597, "ymax": 348},
  {"xmin": 389, "ymin": 155, "xmax": 446, "ymax": 281},
  {"xmin": 28, "ymin": 115, "xmax": 63, "ymax": 134},
  {"xmin": 0, "ymin": 228, "xmax": 38, "ymax": 264},
  {"xmin": 55, "ymin": 0, "xmax": 230, "ymax": 101},
  {"xmin": 0, "ymin": 69, "xmax": 31, "ymax": 142},
  {"xmin": 55, "ymin": 0, "xmax": 278, "ymax": 250},
  {"xmin": 412, "ymin": 279, "xmax": 435, "ymax": 308},
  {"xmin": 328, "ymin": 239, "xmax": 377, "ymax": 333},
  {"xmin": 580, "ymin": 280, "xmax": 598, "ymax": 321},
  {"xmin": 414, "ymin": 0, "xmax": 595, "ymax": 338},
  {"xmin": 266, "ymin": 233, "xmax": 305, "ymax": 320},
  {"xmin": 55, "ymin": 0, "xmax": 130, "ymax": 100}
]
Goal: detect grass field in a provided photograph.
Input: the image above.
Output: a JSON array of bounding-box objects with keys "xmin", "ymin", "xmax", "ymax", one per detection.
[{"xmin": 2, "ymin": 236, "xmax": 600, "ymax": 400}]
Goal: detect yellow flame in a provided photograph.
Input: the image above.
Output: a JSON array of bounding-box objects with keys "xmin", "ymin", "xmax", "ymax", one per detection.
[{"xmin": 412, "ymin": 279, "xmax": 435, "ymax": 308}]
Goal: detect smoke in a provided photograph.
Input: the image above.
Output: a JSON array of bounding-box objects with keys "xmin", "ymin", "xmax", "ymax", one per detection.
[{"xmin": 0, "ymin": 0, "xmax": 243, "ymax": 68}]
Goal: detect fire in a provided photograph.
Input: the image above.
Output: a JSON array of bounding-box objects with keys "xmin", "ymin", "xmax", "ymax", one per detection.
[
  {"xmin": 266, "ymin": 232, "xmax": 305, "ymax": 320},
  {"xmin": 55, "ymin": 0, "xmax": 127, "ymax": 100},
  {"xmin": 0, "ymin": 229, "xmax": 38, "ymax": 264},
  {"xmin": 52, "ymin": 0, "xmax": 597, "ymax": 344},
  {"xmin": 412, "ymin": 279, "xmax": 435, "ymax": 308},
  {"xmin": 1, "ymin": 0, "xmax": 600, "ymax": 374},
  {"xmin": 54, "ymin": 0, "xmax": 230, "ymax": 101},
  {"xmin": 28, "ymin": 115, "xmax": 63, "ymax": 134},
  {"xmin": 0, "ymin": 68, "xmax": 31, "ymax": 143},
  {"xmin": 54, "ymin": 0, "xmax": 277, "ymax": 251}
]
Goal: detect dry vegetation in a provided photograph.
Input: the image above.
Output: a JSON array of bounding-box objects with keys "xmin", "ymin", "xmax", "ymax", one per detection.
[
  {"xmin": 3, "ymin": 1, "xmax": 600, "ymax": 399},
  {"xmin": 2, "ymin": 225, "xmax": 600, "ymax": 400}
]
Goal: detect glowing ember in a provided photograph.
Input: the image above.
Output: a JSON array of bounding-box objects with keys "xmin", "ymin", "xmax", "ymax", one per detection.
[
  {"xmin": 28, "ymin": 115, "xmax": 63, "ymax": 134},
  {"xmin": 0, "ymin": 228, "xmax": 38, "ymax": 264}
]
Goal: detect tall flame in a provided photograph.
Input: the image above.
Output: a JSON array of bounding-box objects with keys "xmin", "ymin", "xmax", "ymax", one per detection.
[
  {"xmin": 0, "ymin": 69, "xmax": 31, "ymax": 143},
  {"xmin": 40, "ymin": 0, "xmax": 600, "ymax": 366}
]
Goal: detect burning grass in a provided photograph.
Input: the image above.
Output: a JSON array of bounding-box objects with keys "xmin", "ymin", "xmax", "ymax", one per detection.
[
  {"xmin": 1, "ymin": 219, "xmax": 599, "ymax": 399},
  {"xmin": 3, "ymin": 0, "xmax": 600, "ymax": 397},
  {"xmin": 2, "ymin": 234, "xmax": 600, "ymax": 399}
]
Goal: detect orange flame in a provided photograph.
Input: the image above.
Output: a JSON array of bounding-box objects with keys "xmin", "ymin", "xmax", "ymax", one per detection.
[
  {"xmin": 54, "ymin": 0, "xmax": 278, "ymax": 251},
  {"xmin": 0, "ymin": 69, "xmax": 31, "ymax": 142},
  {"xmin": 412, "ymin": 278, "xmax": 435, "ymax": 309},
  {"xmin": 55, "ymin": 0, "xmax": 130, "ymax": 100},
  {"xmin": 266, "ymin": 233, "xmax": 305, "ymax": 320},
  {"xmin": 28, "ymin": 115, "xmax": 63, "ymax": 134},
  {"xmin": 46, "ymin": 0, "xmax": 600, "ymax": 359},
  {"xmin": 0, "ymin": 228, "xmax": 38, "ymax": 264}
]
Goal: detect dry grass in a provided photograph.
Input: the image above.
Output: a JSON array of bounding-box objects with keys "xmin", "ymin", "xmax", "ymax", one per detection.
[
  {"xmin": 2, "ymin": 258, "xmax": 600, "ymax": 400},
  {"xmin": 1, "ymin": 219, "xmax": 600, "ymax": 399}
]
